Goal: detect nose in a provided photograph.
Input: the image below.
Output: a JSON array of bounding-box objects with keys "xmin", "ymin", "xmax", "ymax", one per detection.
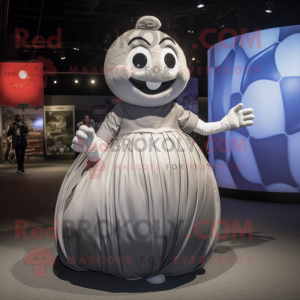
[{"xmin": 151, "ymin": 65, "xmax": 163, "ymax": 75}]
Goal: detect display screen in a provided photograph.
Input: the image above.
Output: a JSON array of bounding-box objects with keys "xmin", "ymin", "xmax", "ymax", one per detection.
[{"xmin": 207, "ymin": 25, "xmax": 300, "ymax": 193}]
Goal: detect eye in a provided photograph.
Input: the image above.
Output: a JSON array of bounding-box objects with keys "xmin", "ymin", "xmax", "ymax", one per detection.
[
  {"xmin": 133, "ymin": 53, "xmax": 147, "ymax": 69},
  {"xmin": 127, "ymin": 46, "xmax": 151, "ymax": 72},
  {"xmin": 161, "ymin": 47, "xmax": 178, "ymax": 70},
  {"xmin": 164, "ymin": 53, "xmax": 176, "ymax": 68}
]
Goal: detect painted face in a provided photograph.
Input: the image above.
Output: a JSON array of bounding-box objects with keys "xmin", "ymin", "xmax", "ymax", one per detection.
[{"xmin": 104, "ymin": 16, "xmax": 190, "ymax": 107}]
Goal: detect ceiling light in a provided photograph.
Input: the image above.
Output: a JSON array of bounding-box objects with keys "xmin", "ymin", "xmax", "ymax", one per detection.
[
  {"xmin": 54, "ymin": 80, "xmax": 57, "ymax": 84},
  {"xmin": 265, "ymin": 1, "xmax": 273, "ymax": 13},
  {"xmin": 192, "ymin": 58, "xmax": 195, "ymax": 61},
  {"xmin": 91, "ymin": 80, "xmax": 95, "ymax": 84},
  {"xmin": 60, "ymin": 50, "xmax": 66, "ymax": 60},
  {"xmin": 75, "ymin": 80, "xmax": 78, "ymax": 83},
  {"xmin": 73, "ymin": 47, "xmax": 79, "ymax": 51},
  {"xmin": 196, "ymin": 1, "xmax": 205, "ymax": 8}
]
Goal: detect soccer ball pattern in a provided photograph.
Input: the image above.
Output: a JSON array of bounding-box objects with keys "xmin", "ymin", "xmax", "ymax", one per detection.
[{"xmin": 207, "ymin": 25, "xmax": 300, "ymax": 193}]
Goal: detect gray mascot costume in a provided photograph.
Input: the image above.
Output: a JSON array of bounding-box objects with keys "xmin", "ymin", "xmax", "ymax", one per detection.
[{"xmin": 54, "ymin": 16, "xmax": 254, "ymax": 284}]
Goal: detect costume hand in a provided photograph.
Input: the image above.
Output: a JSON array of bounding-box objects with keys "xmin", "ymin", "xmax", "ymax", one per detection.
[
  {"xmin": 221, "ymin": 103, "xmax": 255, "ymax": 130},
  {"xmin": 71, "ymin": 125, "xmax": 108, "ymax": 162}
]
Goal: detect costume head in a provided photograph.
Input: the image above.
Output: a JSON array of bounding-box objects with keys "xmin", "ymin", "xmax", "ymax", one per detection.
[{"xmin": 104, "ymin": 16, "xmax": 190, "ymax": 107}]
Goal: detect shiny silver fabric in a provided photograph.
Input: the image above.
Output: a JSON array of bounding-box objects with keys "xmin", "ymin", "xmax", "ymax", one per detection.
[{"xmin": 54, "ymin": 102, "xmax": 221, "ymax": 279}]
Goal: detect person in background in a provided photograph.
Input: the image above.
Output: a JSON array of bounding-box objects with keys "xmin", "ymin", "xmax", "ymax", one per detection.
[
  {"xmin": 77, "ymin": 114, "xmax": 95, "ymax": 129},
  {"xmin": 7, "ymin": 114, "xmax": 29, "ymax": 173},
  {"xmin": 75, "ymin": 114, "xmax": 95, "ymax": 158}
]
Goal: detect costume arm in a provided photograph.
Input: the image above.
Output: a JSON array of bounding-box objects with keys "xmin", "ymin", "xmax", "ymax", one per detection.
[
  {"xmin": 175, "ymin": 103, "xmax": 199, "ymax": 134},
  {"xmin": 72, "ymin": 104, "xmax": 123, "ymax": 162},
  {"xmin": 96, "ymin": 104, "xmax": 123, "ymax": 144},
  {"xmin": 71, "ymin": 126, "xmax": 108, "ymax": 162},
  {"xmin": 193, "ymin": 103, "xmax": 255, "ymax": 136}
]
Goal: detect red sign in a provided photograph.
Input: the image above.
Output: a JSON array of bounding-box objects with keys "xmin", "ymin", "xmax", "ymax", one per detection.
[{"xmin": 0, "ymin": 62, "xmax": 44, "ymax": 107}]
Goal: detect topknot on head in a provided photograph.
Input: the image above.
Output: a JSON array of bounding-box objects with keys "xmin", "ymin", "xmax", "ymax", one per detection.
[{"xmin": 135, "ymin": 16, "xmax": 161, "ymax": 30}]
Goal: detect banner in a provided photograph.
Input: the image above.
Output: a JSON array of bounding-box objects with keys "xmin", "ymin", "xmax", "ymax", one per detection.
[
  {"xmin": 0, "ymin": 62, "xmax": 43, "ymax": 107},
  {"xmin": 0, "ymin": 62, "xmax": 44, "ymax": 161}
]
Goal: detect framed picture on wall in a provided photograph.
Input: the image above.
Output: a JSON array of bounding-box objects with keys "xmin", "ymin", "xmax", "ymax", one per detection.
[
  {"xmin": 44, "ymin": 105, "xmax": 75, "ymax": 156},
  {"xmin": 0, "ymin": 61, "xmax": 44, "ymax": 162}
]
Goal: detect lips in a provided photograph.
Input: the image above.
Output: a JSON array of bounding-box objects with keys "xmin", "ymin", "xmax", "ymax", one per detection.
[{"xmin": 129, "ymin": 77, "xmax": 176, "ymax": 95}]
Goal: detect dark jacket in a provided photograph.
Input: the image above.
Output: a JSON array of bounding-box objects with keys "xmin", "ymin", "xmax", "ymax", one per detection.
[{"xmin": 7, "ymin": 121, "xmax": 29, "ymax": 149}]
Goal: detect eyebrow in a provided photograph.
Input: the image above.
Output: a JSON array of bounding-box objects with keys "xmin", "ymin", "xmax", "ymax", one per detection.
[
  {"xmin": 128, "ymin": 37, "xmax": 150, "ymax": 46},
  {"xmin": 159, "ymin": 37, "xmax": 176, "ymax": 45}
]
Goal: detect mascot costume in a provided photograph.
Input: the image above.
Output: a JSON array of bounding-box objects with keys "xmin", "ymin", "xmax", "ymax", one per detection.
[{"xmin": 54, "ymin": 16, "xmax": 254, "ymax": 284}]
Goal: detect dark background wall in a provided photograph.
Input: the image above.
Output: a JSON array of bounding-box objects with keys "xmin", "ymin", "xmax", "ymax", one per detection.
[
  {"xmin": 44, "ymin": 95, "xmax": 106, "ymax": 108},
  {"xmin": 2, "ymin": 0, "xmax": 299, "ymax": 99}
]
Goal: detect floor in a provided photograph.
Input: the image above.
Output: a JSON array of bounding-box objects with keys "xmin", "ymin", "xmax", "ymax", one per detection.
[{"xmin": 0, "ymin": 161, "xmax": 299, "ymax": 300}]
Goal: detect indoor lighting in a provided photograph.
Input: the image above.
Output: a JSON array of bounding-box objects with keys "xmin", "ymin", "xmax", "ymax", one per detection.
[
  {"xmin": 75, "ymin": 80, "xmax": 78, "ymax": 83},
  {"xmin": 60, "ymin": 50, "xmax": 66, "ymax": 60},
  {"xmin": 73, "ymin": 47, "xmax": 79, "ymax": 51},
  {"xmin": 188, "ymin": 30, "xmax": 194, "ymax": 33},
  {"xmin": 265, "ymin": 1, "xmax": 273, "ymax": 13},
  {"xmin": 192, "ymin": 58, "xmax": 195, "ymax": 61},
  {"xmin": 54, "ymin": 80, "xmax": 57, "ymax": 84},
  {"xmin": 196, "ymin": 1, "xmax": 205, "ymax": 8},
  {"xmin": 91, "ymin": 80, "xmax": 95, "ymax": 84}
]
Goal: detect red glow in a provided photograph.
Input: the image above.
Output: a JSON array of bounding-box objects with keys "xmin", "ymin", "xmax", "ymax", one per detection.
[{"xmin": 0, "ymin": 62, "xmax": 44, "ymax": 107}]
